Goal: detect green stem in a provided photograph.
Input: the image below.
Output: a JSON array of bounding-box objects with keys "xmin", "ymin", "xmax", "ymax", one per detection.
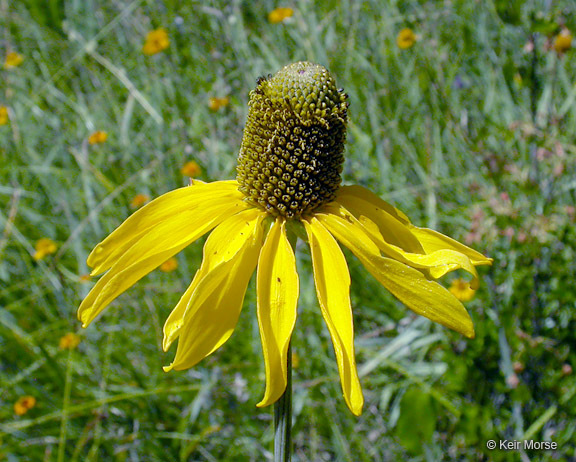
[{"xmin": 274, "ymin": 342, "xmax": 292, "ymax": 462}]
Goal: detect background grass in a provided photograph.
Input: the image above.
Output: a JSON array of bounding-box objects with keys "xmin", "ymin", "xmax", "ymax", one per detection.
[{"xmin": 2, "ymin": 0, "xmax": 576, "ymax": 460}]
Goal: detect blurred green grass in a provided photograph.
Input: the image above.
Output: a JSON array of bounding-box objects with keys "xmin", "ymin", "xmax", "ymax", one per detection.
[{"xmin": 2, "ymin": 0, "xmax": 576, "ymax": 460}]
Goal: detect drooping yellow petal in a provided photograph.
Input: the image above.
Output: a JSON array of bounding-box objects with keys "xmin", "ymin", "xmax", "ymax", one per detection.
[
  {"xmin": 163, "ymin": 207, "xmax": 266, "ymax": 352},
  {"xmin": 410, "ymin": 227, "xmax": 493, "ymax": 266},
  {"xmin": 78, "ymin": 197, "xmax": 246, "ymax": 327},
  {"xmin": 164, "ymin": 209, "xmax": 267, "ymax": 371},
  {"xmin": 304, "ymin": 217, "xmax": 364, "ymax": 416},
  {"xmin": 256, "ymin": 218, "xmax": 299, "ymax": 408},
  {"xmin": 325, "ymin": 203, "xmax": 480, "ymax": 288},
  {"xmin": 336, "ymin": 186, "xmax": 422, "ymax": 252},
  {"xmin": 317, "ymin": 211, "xmax": 475, "ymax": 338},
  {"xmin": 88, "ymin": 180, "xmax": 243, "ymax": 274}
]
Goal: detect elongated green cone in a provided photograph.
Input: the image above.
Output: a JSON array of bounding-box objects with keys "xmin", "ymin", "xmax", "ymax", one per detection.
[{"xmin": 237, "ymin": 61, "xmax": 348, "ymax": 219}]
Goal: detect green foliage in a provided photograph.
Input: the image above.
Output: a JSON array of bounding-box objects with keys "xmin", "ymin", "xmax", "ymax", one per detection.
[{"xmin": 1, "ymin": 0, "xmax": 576, "ymax": 460}]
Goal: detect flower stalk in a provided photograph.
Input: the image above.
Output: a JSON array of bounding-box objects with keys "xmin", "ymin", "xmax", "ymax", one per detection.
[{"xmin": 274, "ymin": 342, "xmax": 292, "ymax": 462}]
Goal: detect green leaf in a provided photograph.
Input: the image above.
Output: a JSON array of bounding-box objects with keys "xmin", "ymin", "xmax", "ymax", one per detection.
[{"xmin": 395, "ymin": 387, "xmax": 436, "ymax": 454}]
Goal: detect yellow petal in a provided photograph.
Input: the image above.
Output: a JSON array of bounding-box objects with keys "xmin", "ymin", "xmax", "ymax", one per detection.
[
  {"xmin": 256, "ymin": 218, "xmax": 299, "ymax": 408},
  {"xmin": 78, "ymin": 197, "xmax": 246, "ymax": 327},
  {"xmin": 304, "ymin": 217, "xmax": 364, "ymax": 416},
  {"xmin": 326, "ymin": 203, "xmax": 480, "ymax": 288},
  {"xmin": 410, "ymin": 227, "xmax": 493, "ymax": 266},
  {"xmin": 88, "ymin": 180, "xmax": 243, "ymax": 274},
  {"xmin": 164, "ymin": 210, "xmax": 266, "ymax": 371},
  {"xmin": 163, "ymin": 208, "xmax": 266, "ymax": 352},
  {"xmin": 317, "ymin": 211, "xmax": 475, "ymax": 338},
  {"xmin": 336, "ymin": 186, "xmax": 422, "ymax": 252}
]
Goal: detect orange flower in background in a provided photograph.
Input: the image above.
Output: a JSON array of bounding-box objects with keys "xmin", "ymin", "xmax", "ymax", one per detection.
[
  {"xmin": 268, "ymin": 7, "xmax": 294, "ymax": 24},
  {"xmin": 88, "ymin": 131, "xmax": 108, "ymax": 145},
  {"xmin": 0, "ymin": 106, "xmax": 8, "ymax": 125},
  {"xmin": 4, "ymin": 51, "xmax": 23, "ymax": 68},
  {"xmin": 14, "ymin": 396, "xmax": 36, "ymax": 416},
  {"xmin": 397, "ymin": 28, "xmax": 417, "ymax": 49},
  {"xmin": 33, "ymin": 238, "xmax": 57, "ymax": 261},
  {"xmin": 180, "ymin": 161, "xmax": 202, "ymax": 177},
  {"xmin": 159, "ymin": 257, "xmax": 178, "ymax": 272},
  {"xmin": 208, "ymin": 96, "xmax": 230, "ymax": 111},
  {"xmin": 79, "ymin": 274, "xmax": 92, "ymax": 282},
  {"xmin": 130, "ymin": 193, "xmax": 150, "ymax": 208},
  {"xmin": 59, "ymin": 332, "xmax": 81, "ymax": 350},
  {"xmin": 142, "ymin": 28, "xmax": 170, "ymax": 55},
  {"xmin": 553, "ymin": 28, "xmax": 572, "ymax": 54},
  {"xmin": 449, "ymin": 278, "xmax": 476, "ymax": 302}
]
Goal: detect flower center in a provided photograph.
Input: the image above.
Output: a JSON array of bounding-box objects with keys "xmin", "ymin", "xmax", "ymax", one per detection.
[{"xmin": 236, "ymin": 61, "xmax": 348, "ymax": 219}]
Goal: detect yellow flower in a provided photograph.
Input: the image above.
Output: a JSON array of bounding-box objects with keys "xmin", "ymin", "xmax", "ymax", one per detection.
[
  {"xmin": 449, "ymin": 278, "xmax": 476, "ymax": 302},
  {"xmin": 180, "ymin": 161, "xmax": 202, "ymax": 177},
  {"xmin": 208, "ymin": 96, "xmax": 230, "ymax": 111},
  {"xmin": 59, "ymin": 332, "xmax": 81, "ymax": 350},
  {"xmin": 268, "ymin": 7, "xmax": 294, "ymax": 24},
  {"xmin": 397, "ymin": 28, "xmax": 417, "ymax": 49},
  {"xmin": 553, "ymin": 28, "xmax": 572, "ymax": 54},
  {"xmin": 88, "ymin": 131, "xmax": 108, "ymax": 145},
  {"xmin": 159, "ymin": 257, "xmax": 178, "ymax": 272},
  {"xmin": 142, "ymin": 28, "xmax": 170, "ymax": 55},
  {"xmin": 0, "ymin": 106, "xmax": 8, "ymax": 125},
  {"xmin": 14, "ymin": 396, "xmax": 36, "ymax": 415},
  {"xmin": 33, "ymin": 238, "xmax": 57, "ymax": 261},
  {"xmin": 78, "ymin": 62, "xmax": 491, "ymax": 416},
  {"xmin": 5, "ymin": 51, "xmax": 23, "ymax": 68},
  {"xmin": 130, "ymin": 193, "xmax": 150, "ymax": 208}
]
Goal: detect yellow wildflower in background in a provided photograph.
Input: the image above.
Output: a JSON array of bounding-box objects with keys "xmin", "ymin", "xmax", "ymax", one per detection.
[
  {"xmin": 553, "ymin": 28, "xmax": 572, "ymax": 54},
  {"xmin": 33, "ymin": 238, "xmax": 57, "ymax": 261},
  {"xmin": 268, "ymin": 7, "xmax": 294, "ymax": 24},
  {"xmin": 0, "ymin": 106, "xmax": 9, "ymax": 125},
  {"xmin": 208, "ymin": 96, "xmax": 230, "ymax": 111},
  {"xmin": 59, "ymin": 332, "xmax": 81, "ymax": 350},
  {"xmin": 79, "ymin": 274, "xmax": 92, "ymax": 282},
  {"xmin": 88, "ymin": 131, "xmax": 108, "ymax": 145},
  {"xmin": 14, "ymin": 396, "xmax": 36, "ymax": 416},
  {"xmin": 130, "ymin": 194, "xmax": 150, "ymax": 208},
  {"xmin": 397, "ymin": 28, "xmax": 417, "ymax": 49},
  {"xmin": 142, "ymin": 28, "xmax": 170, "ymax": 55},
  {"xmin": 78, "ymin": 62, "xmax": 491, "ymax": 416},
  {"xmin": 160, "ymin": 257, "xmax": 178, "ymax": 272},
  {"xmin": 449, "ymin": 278, "xmax": 476, "ymax": 302},
  {"xmin": 181, "ymin": 161, "xmax": 202, "ymax": 177},
  {"xmin": 4, "ymin": 51, "xmax": 23, "ymax": 68}
]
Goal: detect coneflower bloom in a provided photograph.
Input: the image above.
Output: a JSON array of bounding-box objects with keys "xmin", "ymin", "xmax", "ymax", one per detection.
[{"xmin": 78, "ymin": 62, "xmax": 491, "ymax": 415}]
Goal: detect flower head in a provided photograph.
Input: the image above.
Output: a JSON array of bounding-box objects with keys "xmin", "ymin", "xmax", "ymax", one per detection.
[
  {"xmin": 5, "ymin": 51, "xmax": 24, "ymax": 68},
  {"xmin": 208, "ymin": 97, "xmax": 230, "ymax": 111},
  {"xmin": 88, "ymin": 131, "xmax": 108, "ymax": 145},
  {"xmin": 14, "ymin": 396, "xmax": 36, "ymax": 415},
  {"xmin": 268, "ymin": 7, "xmax": 294, "ymax": 24},
  {"xmin": 397, "ymin": 28, "xmax": 417, "ymax": 49},
  {"xmin": 142, "ymin": 28, "xmax": 170, "ymax": 55},
  {"xmin": 33, "ymin": 238, "xmax": 57, "ymax": 261},
  {"xmin": 0, "ymin": 106, "xmax": 9, "ymax": 125},
  {"xmin": 130, "ymin": 193, "xmax": 150, "ymax": 208},
  {"xmin": 449, "ymin": 278, "xmax": 476, "ymax": 302},
  {"xmin": 59, "ymin": 332, "xmax": 81, "ymax": 350},
  {"xmin": 553, "ymin": 28, "xmax": 572, "ymax": 54},
  {"xmin": 180, "ymin": 161, "xmax": 202, "ymax": 177},
  {"xmin": 78, "ymin": 61, "xmax": 492, "ymax": 416},
  {"xmin": 159, "ymin": 257, "xmax": 178, "ymax": 272}
]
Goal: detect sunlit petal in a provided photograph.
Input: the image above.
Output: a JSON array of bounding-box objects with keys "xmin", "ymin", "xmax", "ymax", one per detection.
[
  {"xmin": 163, "ymin": 208, "xmax": 266, "ymax": 351},
  {"xmin": 256, "ymin": 218, "xmax": 299, "ymax": 407},
  {"xmin": 79, "ymin": 198, "xmax": 246, "ymax": 327},
  {"xmin": 325, "ymin": 203, "xmax": 479, "ymax": 287},
  {"xmin": 304, "ymin": 217, "xmax": 363, "ymax": 415},
  {"xmin": 164, "ymin": 209, "xmax": 267, "ymax": 371},
  {"xmin": 88, "ymin": 180, "xmax": 243, "ymax": 274},
  {"xmin": 317, "ymin": 211, "xmax": 475, "ymax": 338}
]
